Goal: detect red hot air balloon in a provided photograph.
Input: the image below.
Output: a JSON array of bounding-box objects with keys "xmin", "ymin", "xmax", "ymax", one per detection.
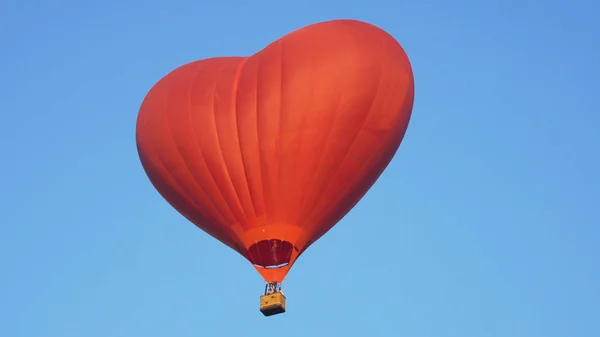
[{"xmin": 136, "ymin": 19, "xmax": 414, "ymax": 315}]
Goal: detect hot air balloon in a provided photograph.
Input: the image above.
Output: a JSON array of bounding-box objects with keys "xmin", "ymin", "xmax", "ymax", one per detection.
[{"xmin": 136, "ymin": 19, "xmax": 414, "ymax": 316}]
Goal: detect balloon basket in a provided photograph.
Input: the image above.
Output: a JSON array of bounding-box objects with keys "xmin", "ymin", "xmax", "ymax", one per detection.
[
  {"xmin": 260, "ymin": 292, "xmax": 286, "ymax": 316},
  {"xmin": 260, "ymin": 282, "xmax": 286, "ymax": 316}
]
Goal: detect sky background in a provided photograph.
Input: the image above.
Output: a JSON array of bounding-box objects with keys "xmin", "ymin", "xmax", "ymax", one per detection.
[{"xmin": 1, "ymin": 0, "xmax": 599, "ymax": 336}]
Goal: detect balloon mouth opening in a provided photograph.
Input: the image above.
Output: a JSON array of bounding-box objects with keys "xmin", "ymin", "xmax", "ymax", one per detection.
[
  {"xmin": 246, "ymin": 239, "xmax": 297, "ymax": 268},
  {"xmin": 254, "ymin": 262, "xmax": 289, "ymax": 269}
]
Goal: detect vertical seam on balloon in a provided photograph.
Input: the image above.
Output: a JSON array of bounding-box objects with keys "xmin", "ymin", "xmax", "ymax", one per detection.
[
  {"xmin": 294, "ymin": 91, "xmax": 343, "ymax": 225},
  {"xmin": 232, "ymin": 57, "xmax": 260, "ymax": 222},
  {"xmin": 304, "ymin": 34, "xmax": 387, "ymax": 226},
  {"xmin": 161, "ymin": 75, "xmax": 215, "ymax": 218},
  {"xmin": 290, "ymin": 35, "xmax": 316, "ymax": 225},
  {"xmin": 165, "ymin": 67, "xmax": 237, "ymax": 243},
  {"xmin": 139, "ymin": 99, "xmax": 208, "ymax": 224},
  {"xmin": 210, "ymin": 65, "xmax": 248, "ymax": 229},
  {"xmin": 275, "ymin": 40, "xmax": 284, "ymax": 220},
  {"xmin": 285, "ymin": 40, "xmax": 314, "ymax": 223},
  {"xmin": 185, "ymin": 64, "xmax": 236, "ymax": 229},
  {"xmin": 158, "ymin": 68, "xmax": 239, "ymax": 247},
  {"xmin": 252, "ymin": 55, "xmax": 267, "ymax": 222},
  {"xmin": 169, "ymin": 61, "xmax": 243, "ymax": 249}
]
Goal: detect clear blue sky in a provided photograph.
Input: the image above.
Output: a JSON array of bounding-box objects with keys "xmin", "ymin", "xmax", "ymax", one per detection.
[{"xmin": 1, "ymin": 0, "xmax": 598, "ymax": 336}]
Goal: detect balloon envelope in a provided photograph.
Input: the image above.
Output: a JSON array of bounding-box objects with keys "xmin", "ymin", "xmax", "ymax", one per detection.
[{"xmin": 136, "ymin": 19, "xmax": 414, "ymax": 283}]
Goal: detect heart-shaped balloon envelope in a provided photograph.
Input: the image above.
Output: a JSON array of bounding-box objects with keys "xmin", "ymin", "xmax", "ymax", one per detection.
[{"xmin": 136, "ymin": 19, "xmax": 414, "ymax": 283}]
